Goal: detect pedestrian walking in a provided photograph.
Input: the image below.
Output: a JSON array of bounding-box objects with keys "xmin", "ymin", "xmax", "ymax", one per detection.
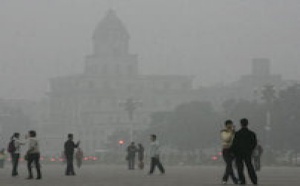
[
  {"xmin": 148, "ymin": 134, "xmax": 165, "ymax": 175},
  {"xmin": 64, "ymin": 133, "xmax": 80, "ymax": 176},
  {"xmin": 75, "ymin": 147, "xmax": 83, "ymax": 168},
  {"xmin": 126, "ymin": 142, "xmax": 137, "ymax": 170},
  {"xmin": 231, "ymin": 118, "xmax": 258, "ymax": 185},
  {"xmin": 8, "ymin": 133, "xmax": 25, "ymax": 177},
  {"xmin": 252, "ymin": 143, "xmax": 263, "ymax": 171},
  {"xmin": 220, "ymin": 120, "xmax": 238, "ymax": 184},
  {"xmin": 26, "ymin": 130, "xmax": 42, "ymax": 180},
  {"xmin": 0, "ymin": 148, "xmax": 7, "ymax": 168},
  {"xmin": 137, "ymin": 143, "xmax": 145, "ymax": 170}
]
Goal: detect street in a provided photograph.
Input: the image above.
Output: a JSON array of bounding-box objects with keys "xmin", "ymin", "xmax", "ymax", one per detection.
[{"xmin": 1, "ymin": 164, "xmax": 300, "ymax": 185}]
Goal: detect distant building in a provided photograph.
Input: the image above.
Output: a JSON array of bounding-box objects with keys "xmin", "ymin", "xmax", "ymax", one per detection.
[
  {"xmin": 197, "ymin": 58, "xmax": 284, "ymax": 109},
  {"xmin": 238, "ymin": 58, "xmax": 282, "ymax": 89},
  {"xmin": 234, "ymin": 58, "xmax": 283, "ymax": 100},
  {"xmin": 46, "ymin": 10, "xmax": 197, "ymax": 154}
]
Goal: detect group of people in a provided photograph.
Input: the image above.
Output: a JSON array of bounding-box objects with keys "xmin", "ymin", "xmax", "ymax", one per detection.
[
  {"xmin": 6, "ymin": 131, "xmax": 83, "ymax": 180},
  {"xmin": 220, "ymin": 118, "xmax": 262, "ymax": 185},
  {"xmin": 5, "ymin": 131, "xmax": 165, "ymax": 180},
  {"xmin": 126, "ymin": 135, "xmax": 165, "ymax": 175},
  {"xmin": 126, "ymin": 142, "xmax": 144, "ymax": 170},
  {"xmin": 8, "ymin": 130, "xmax": 42, "ymax": 180},
  {"xmin": 4, "ymin": 119, "xmax": 263, "ymax": 184}
]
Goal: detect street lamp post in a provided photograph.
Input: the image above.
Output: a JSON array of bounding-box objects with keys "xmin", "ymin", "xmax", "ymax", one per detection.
[
  {"xmin": 261, "ymin": 85, "xmax": 276, "ymax": 150},
  {"xmin": 119, "ymin": 98, "xmax": 142, "ymax": 142}
]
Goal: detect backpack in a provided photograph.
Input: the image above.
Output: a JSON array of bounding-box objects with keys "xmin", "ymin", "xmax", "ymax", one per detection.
[{"xmin": 7, "ymin": 140, "xmax": 16, "ymax": 154}]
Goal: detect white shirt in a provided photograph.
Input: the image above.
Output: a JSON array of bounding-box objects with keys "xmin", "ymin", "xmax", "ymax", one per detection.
[
  {"xmin": 149, "ymin": 140, "xmax": 161, "ymax": 158},
  {"xmin": 220, "ymin": 130, "xmax": 235, "ymax": 149},
  {"xmin": 13, "ymin": 138, "xmax": 25, "ymax": 154},
  {"xmin": 28, "ymin": 137, "xmax": 40, "ymax": 154}
]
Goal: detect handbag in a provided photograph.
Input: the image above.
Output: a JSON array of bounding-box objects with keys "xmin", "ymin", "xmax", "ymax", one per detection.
[{"xmin": 24, "ymin": 149, "xmax": 32, "ymax": 161}]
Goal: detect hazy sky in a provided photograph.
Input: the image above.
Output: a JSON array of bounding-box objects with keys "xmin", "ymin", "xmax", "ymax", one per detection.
[{"xmin": 0, "ymin": 0, "xmax": 300, "ymax": 100}]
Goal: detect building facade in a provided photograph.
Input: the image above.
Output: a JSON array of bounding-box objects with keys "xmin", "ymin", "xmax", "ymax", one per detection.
[{"xmin": 46, "ymin": 10, "xmax": 196, "ymax": 154}]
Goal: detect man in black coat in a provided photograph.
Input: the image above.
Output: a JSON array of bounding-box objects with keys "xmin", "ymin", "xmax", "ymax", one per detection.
[
  {"xmin": 231, "ymin": 118, "xmax": 258, "ymax": 185},
  {"xmin": 126, "ymin": 142, "xmax": 137, "ymax": 170},
  {"xmin": 64, "ymin": 134, "xmax": 80, "ymax": 176}
]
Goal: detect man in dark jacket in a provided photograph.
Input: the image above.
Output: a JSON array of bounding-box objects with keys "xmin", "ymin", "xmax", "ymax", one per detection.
[
  {"xmin": 231, "ymin": 118, "xmax": 258, "ymax": 185},
  {"xmin": 64, "ymin": 134, "xmax": 80, "ymax": 176},
  {"xmin": 126, "ymin": 142, "xmax": 137, "ymax": 170}
]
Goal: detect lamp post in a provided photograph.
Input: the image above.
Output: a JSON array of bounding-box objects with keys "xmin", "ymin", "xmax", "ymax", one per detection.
[
  {"xmin": 261, "ymin": 85, "xmax": 276, "ymax": 150},
  {"xmin": 119, "ymin": 98, "xmax": 142, "ymax": 142}
]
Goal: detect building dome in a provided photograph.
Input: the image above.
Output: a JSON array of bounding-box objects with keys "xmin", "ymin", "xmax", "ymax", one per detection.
[
  {"xmin": 92, "ymin": 9, "xmax": 130, "ymax": 56},
  {"xmin": 93, "ymin": 9, "xmax": 130, "ymax": 40}
]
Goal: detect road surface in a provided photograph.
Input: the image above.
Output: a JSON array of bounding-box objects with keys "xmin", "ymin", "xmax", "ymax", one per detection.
[{"xmin": 0, "ymin": 164, "xmax": 299, "ymax": 185}]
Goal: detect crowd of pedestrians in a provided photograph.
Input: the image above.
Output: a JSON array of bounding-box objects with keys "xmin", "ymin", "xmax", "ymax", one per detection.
[
  {"xmin": 2, "ymin": 131, "xmax": 166, "ymax": 180},
  {"xmin": 0, "ymin": 118, "xmax": 262, "ymax": 184}
]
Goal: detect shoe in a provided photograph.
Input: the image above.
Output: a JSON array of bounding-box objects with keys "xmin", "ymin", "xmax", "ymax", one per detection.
[
  {"xmin": 26, "ymin": 176, "xmax": 33, "ymax": 180},
  {"xmin": 222, "ymin": 181, "xmax": 227, "ymax": 185},
  {"xmin": 12, "ymin": 173, "xmax": 18, "ymax": 177},
  {"xmin": 36, "ymin": 177, "xmax": 42, "ymax": 180}
]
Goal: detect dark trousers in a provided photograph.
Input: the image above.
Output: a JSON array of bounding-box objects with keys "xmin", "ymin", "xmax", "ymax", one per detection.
[
  {"xmin": 138, "ymin": 157, "xmax": 144, "ymax": 170},
  {"xmin": 128, "ymin": 156, "xmax": 135, "ymax": 170},
  {"xmin": 222, "ymin": 149, "xmax": 238, "ymax": 183},
  {"xmin": 11, "ymin": 153, "xmax": 20, "ymax": 176},
  {"xmin": 27, "ymin": 153, "xmax": 41, "ymax": 179},
  {"xmin": 149, "ymin": 157, "xmax": 165, "ymax": 174},
  {"xmin": 66, "ymin": 154, "xmax": 75, "ymax": 175},
  {"xmin": 236, "ymin": 154, "xmax": 257, "ymax": 184}
]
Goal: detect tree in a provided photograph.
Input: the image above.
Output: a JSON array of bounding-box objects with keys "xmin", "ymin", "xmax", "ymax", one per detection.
[
  {"xmin": 143, "ymin": 101, "xmax": 220, "ymax": 151},
  {"xmin": 272, "ymin": 84, "xmax": 300, "ymax": 151},
  {"xmin": 221, "ymin": 99, "xmax": 265, "ymax": 141}
]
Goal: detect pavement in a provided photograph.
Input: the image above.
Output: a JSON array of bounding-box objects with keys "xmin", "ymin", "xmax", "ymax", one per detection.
[{"xmin": 1, "ymin": 164, "xmax": 300, "ymax": 186}]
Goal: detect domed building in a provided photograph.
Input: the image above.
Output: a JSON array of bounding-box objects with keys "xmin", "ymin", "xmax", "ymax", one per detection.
[{"xmin": 46, "ymin": 10, "xmax": 196, "ymax": 154}]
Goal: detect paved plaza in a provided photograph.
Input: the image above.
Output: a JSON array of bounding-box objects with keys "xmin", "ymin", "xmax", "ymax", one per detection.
[{"xmin": 1, "ymin": 164, "xmax": 300, "ymax": 186}]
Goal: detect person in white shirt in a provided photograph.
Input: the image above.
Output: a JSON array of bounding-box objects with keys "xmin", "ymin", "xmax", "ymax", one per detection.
[
  {"xmin": 220, "ymin": 120, "xmax": 238, "ymax": 185},
  {"xmin": 26, "ymin": 130, "xmax": 41, "ymax": 180},
  {"xmin": 148, "ymin": 134, "xmax": 165, "ymax": 175}
]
